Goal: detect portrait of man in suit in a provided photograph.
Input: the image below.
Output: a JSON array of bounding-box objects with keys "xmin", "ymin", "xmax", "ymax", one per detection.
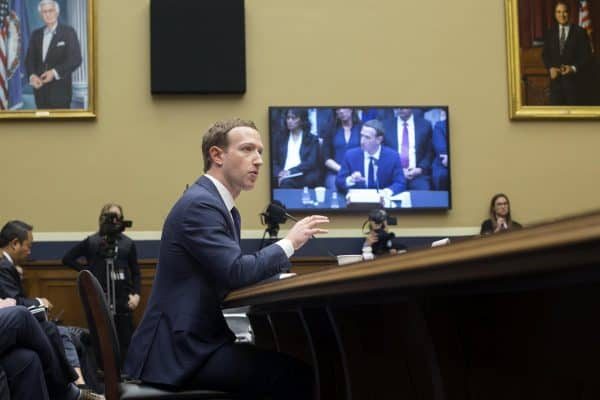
[
  {"xmin": 542, "ymin": 1, "xmax": 592, "ymax": 105},
  {"xmin": 514, "ymin": 0, "xmax": 600, "ymax": 109},
  {"xmin": 25, "ymin": 0, "xmax": 82, "ymax": 109},
  {"xmin": 336, "ymin": 119, "xmax": 406, "ymax": 195}
]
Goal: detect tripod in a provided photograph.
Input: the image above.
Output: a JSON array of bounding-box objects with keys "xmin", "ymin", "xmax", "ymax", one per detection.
[{"xmin": 101, "ymin": 242, "xmax": 119, "ymax": 317}]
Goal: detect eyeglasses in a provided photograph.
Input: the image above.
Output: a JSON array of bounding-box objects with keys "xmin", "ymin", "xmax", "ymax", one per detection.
[{"xmin": 495, "ymin": 202, "xmax": 509, "ymax": 206}]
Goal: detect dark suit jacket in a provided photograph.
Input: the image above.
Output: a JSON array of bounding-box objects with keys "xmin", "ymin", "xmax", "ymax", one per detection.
[
  {"xmin": 0, "ymin": 258, "xmax": 78, "ymax": 385},
  {"xmin": 25, "ymin": 24, "xmax": 82, "ymax": 109},
  {"xmin": 382, "ymin": 116, "xmax": 434, "ymax": 175},
  {"xmin": 272, "ymin": 131, "xmax": 321, "ymax": 187},
  {"xmin": 124, "ymin": 176, "xmax": 291, "ymax": 387},
  {"xmin": 0, "ymin": 256, "xmax": 40, "ymax": 308},
  {"xmin": 336, "ymin": 146, "xmax": 406, "ymax": 194},
  {"xmin": 542, "ymin": 24, "xmax": 591, "ymax": 71},
  {"xmin": 542, "ymin": 24, "xmax": 592, "ymax": 104}
]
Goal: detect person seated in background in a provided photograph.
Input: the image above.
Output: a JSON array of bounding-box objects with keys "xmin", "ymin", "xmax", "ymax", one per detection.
[
  {"xmin": 0, "ymin": 300, "xmax": 102, "ymax": 400},
  {"xmin": 381, "ymin": 108, "xmax": 434, "ymax": 190},
  {"xmin": 272, "ymin": 108, "xmax": 321, "ymax": 188},
  {"xmin": 480, "ymin": 193, "xmax": 523, "ymax": 235},
  {"xmin": 62, "ymin": 203, "xmax": 140, "ymax": 361},
  {"xmin": 336, "ymin": 119, "xmax": 406, "ymax": 195},
  {"xmin": 0, "ymin": 221, "xmax": 97, "ymax": 393},
  {"xmin": 431, "ymin": 115, "xmax": 449, "ymax": 191},
  {"xmin": 322, "ymin": 108, "xmax": 362, "ymax": 190}
]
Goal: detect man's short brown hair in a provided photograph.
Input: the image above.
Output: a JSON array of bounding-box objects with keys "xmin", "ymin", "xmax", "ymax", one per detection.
[{"xmin": 201, "ymin": 118, "xmax": 257, "ymax": 172}]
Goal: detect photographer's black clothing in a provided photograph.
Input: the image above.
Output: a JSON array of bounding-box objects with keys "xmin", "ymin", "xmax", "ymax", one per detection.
[{"xmin": 62, "ymin": 233, "xmax": 140, "ymax": 357}]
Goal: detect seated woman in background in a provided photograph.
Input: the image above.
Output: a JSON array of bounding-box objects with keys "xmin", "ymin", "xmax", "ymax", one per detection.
[
  {"xmin": 272, "ymin": 108, "xmax": 321, "ymax": 188},
  {"xmin": 322, "ymin": 108, "xmax": 362, "ymax": 190},
  {"xmin": 480, "ymin": 193, "xmax": 523, "ymax": 235}
]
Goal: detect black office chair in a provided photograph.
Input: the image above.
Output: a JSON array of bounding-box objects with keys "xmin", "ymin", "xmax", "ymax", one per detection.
[{"xmin": 76, "ymin": 270, "xmax": 235, "ymax": 400}]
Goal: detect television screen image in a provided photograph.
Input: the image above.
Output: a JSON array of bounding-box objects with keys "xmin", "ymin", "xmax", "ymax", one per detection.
[{"xmin": 269, "ymin": 106, "xmax": 451, "ymax": 213}]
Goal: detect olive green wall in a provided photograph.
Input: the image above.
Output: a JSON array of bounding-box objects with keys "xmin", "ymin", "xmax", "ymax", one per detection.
[{"xmin": 2, "ymin": 0, "xmax": 599, "ymax": 235}]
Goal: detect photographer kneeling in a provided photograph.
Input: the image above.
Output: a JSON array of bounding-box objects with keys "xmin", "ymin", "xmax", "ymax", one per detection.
[
  {"xmin": 362, "ymin": 208, "xmax": 406, "ymax": 257},
  {"xmin": 62, "ymin": 203, "xmax": 140, "ymax": 361}
]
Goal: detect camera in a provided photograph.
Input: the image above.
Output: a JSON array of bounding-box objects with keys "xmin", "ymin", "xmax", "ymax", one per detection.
[
  {"xmin": 366, "ymin": 208, "xmax": 402, "ymax": 255},
  {"xmin": 367, "ymin": 208, "xmax": 397, "ymax": 226},
  {"xmin": 99, "ymin": 212, "xmax": 132, "ymax": 253}
]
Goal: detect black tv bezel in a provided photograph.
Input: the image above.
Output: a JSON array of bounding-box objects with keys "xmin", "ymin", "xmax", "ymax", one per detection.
[{"xmin": 267, "ymin": 105, "xmax": 452, "ymax": 215}]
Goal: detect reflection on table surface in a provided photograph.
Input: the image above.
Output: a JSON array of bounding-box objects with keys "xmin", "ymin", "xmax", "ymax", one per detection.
[{"xmin": 273, "ymin": 188, "xmax": 449, "ymax": 210}]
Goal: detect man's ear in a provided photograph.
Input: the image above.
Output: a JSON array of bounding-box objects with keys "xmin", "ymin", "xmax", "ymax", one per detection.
[
  {"xmin": 209, "ymin": 146, "xmax": 224, "ymax": 167},
  {"xmin": 9, "ymin": 238, "xmax": 20, "ymax": 250}
]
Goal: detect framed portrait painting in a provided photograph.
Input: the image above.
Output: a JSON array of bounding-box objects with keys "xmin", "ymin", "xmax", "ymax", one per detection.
[
  {"xmin": 506, "ymin": 0, "xmax": 600, "ymax": 119},
  {"xmin": 0, "ymin": 0, "xmax": 94, "ymax": 119}
]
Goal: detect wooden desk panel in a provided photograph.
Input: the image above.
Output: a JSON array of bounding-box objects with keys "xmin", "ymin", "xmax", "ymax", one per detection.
[{"xmin": 223, "ymin": 211, "xmax": 600, "ymax": 399}]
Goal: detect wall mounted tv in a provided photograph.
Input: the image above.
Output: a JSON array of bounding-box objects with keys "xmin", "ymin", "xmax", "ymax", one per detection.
[{"xmin": 269, "ymin": 106, "xmax": 451, "ymax": 213}]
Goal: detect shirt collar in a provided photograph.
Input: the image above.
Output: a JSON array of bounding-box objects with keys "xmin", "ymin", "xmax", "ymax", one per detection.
[
  {"xmin": 204, "ymin": 174, "xmax": 235, "ymax": 212},
  {"xmin": 1, "ymin": 251, "xmax": 13, "ymax": 266},
  {"xmin": 364, "ymin": 145, "xmax": 382, "ymax": 160},
  {"xmin": 44, "ymin": 22, "xmax": 58, "ymax": 35}
]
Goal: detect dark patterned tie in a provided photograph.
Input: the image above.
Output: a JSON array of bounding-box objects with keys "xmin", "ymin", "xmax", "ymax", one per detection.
[
  {"xmin": 559, "ymin": 26, "xmax": 566, "ymax": 55},
  {"xmin": 400, "ymin": 121, "xmax": 409, "ymax": 168},
  {"xmin": 231, "ymin": 207, "xmax": 241, "ymax": 242},
  {"xmin": 367, "ymin": 156, "xmax": 376, "ymax": 189}
]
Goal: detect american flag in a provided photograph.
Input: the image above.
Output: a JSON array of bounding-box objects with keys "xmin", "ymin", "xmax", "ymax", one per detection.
[
  {"xmin": 579, "ymin": 0, "xmax": 593, "ymax": 35},
  {"xmin": 579, "ymin": 0, "xmax": 594, "ymax": 52},
  {"xmin": 0, "ymin": 0, "xmax": 10, "ymax": 109}
]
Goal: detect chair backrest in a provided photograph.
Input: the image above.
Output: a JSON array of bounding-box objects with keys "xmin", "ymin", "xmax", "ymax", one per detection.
[{"xmin": 77, "ymin": 270, "xmax": 122, "ymax": 400}]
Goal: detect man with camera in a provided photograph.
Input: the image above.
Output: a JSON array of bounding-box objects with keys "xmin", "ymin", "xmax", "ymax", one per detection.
[
  {"xmin": 62, "ymin": 203, "xmax": 140, "ymax": 361},
  {"xmin": 0, "ymin": 221, "xmax": 103, "ymax": 399},
  {"xmin": 363, "ymin": 209, "xmax": 406, "ymax": 256}
]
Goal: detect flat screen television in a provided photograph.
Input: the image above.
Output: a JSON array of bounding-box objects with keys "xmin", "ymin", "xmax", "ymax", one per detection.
[{"xmin": 269, "ymin": 106, "xmax": 451, "ymax": 213}]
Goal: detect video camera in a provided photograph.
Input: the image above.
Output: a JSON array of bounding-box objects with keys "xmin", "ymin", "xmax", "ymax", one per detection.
[
  {"xmin": 99, "ymin": 212, "xmax": 132, "ymax": 255},
  {"xmin": 366, "ymin": 208, "xmax": 399, "ymax": 255}
]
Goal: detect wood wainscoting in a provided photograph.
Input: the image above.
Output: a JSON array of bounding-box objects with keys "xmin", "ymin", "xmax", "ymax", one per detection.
[{"xmin": 20, "ymin": 257, "xmax": 337, "ymax": 328}]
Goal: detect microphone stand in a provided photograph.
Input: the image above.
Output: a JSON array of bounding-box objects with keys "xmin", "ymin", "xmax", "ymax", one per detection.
[{"xmin": 259, "ymin": 222, "xmax": 280, "ymax": 250}]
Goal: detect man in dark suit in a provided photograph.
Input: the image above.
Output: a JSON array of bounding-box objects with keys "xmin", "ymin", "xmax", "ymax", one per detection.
[
  {"xmin": 125, "ymin": 118, "xmax": 328, "ymax": 399},
  {"xmin": 25, "ymin": 0, "xmax": 82, "ymax": 109},
  {"xmin": 382, "ymin": 108, "xmax": 434, "ymax": 190},
  {"xmin": 542, "ymin": 1, "xmax": 592, "ymax": 105},
  {"xmin": 0, "ymin": 301, "xmax": 96, "ymax": 400},
  {"xmin": 0, "ymin": 221, "xmax": 101, "ymax": 399},
  {"xmin": 336, "ymin": 119, "xmax": 406, "ymax": 195}
]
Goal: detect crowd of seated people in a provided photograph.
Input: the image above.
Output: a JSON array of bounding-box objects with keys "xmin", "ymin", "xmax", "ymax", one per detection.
[
  {"xmin": 271, "ymin": 107, "xmax": 450, "ymax": 193},
  {"xmin": 0, "ymin": 221, "xmax": 104, "ymax": 400}
]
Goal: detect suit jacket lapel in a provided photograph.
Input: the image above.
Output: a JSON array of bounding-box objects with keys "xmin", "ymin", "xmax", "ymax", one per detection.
[
  {"xmin": 196, "ymin": 176, "xmax": 238, "ymax": 241},
  {"xmin": 45, "ymin": 25, "xmax": 62, "ymax": 62}
]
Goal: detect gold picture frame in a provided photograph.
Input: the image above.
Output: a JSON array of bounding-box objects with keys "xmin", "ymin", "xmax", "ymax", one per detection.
[
  {"xmin": 505, "ymin": 0, "xmax": 600, "ymax": 119},
  {"xmin": 0, "ymin": 0, "xmax": 95, "ymax": 119}
]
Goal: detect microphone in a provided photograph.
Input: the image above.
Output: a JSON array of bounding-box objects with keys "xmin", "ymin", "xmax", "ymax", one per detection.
[
  {"xmin": 267, "ymin": 202, "xmax": 337, "ymax": 259},
  {"xmin": 267, "ymin": 201, "xmax": 297, "ymax": 223},
  {"xmin": 260, "ymin": 200, "xmax": 287, "ymax": 241}
]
